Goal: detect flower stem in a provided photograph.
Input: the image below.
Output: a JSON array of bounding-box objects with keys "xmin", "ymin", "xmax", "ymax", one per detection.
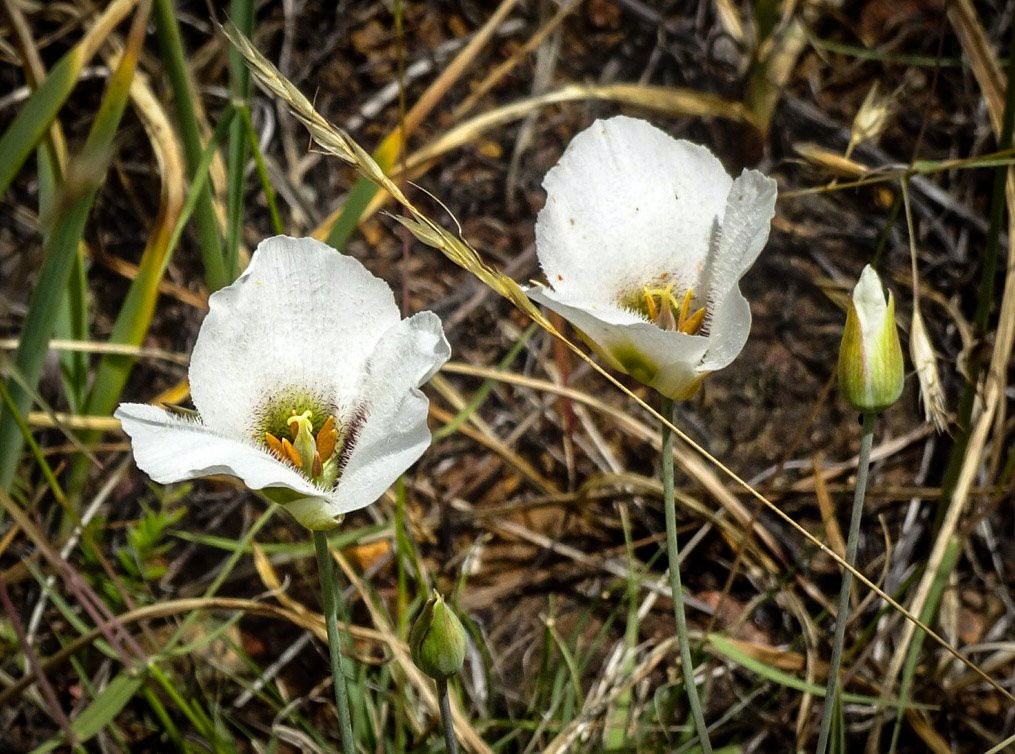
[
  {"xmin": 436, "ymin": 678, "xmax": 459, "ymax": 754},
  {"xmin": 313, "ymin": 530, "xmax": 356, "ymax": 754},
  {"xmin": 815, "ymin": 412, "xmax": 876, "ymax": 754},
  {"xmin": 660, "ymin": 396, "xmax": 712, "ymax": 753}
]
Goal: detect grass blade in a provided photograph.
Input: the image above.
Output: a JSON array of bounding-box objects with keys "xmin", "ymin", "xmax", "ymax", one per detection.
[
  {"xmin": 0, "ymin": 0, "xmax": 137, "ymax": 198},
  {"xmin": 80, "ymin": 108, "xmax": 235, "ymax": 421},
  {"xmin": 706, "ymin": 634, "xmax": 932, "ymax": 710},
  {"xmin": 0, "ymin": 1, "xmax": 151, "ymax": 489},
  {"xmin": 151, "ymin": 0, "xmax": 229, "ymax": 291},
  {"xmin": 239, "ymin": 105, "xmax": 284, "ymax": 234},
  {"xmin": 225, "ymin": 0, "xmax": 255, "ymax": 280},
  {"xmin": 38, "ymin": 670, "xmax": 147, "ymax": 752},
  {"xmin": 35, "ymin": 143, "xmax": 90, "ymax": 414}
]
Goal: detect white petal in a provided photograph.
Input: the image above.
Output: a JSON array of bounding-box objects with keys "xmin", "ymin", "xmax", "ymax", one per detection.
[
  {"xmin": 528, "ymin": 285, "xmax": 648, "ymax": 329},
  {"xmin": 333, "ymin": 311, "xmax": 451, "ymax": 514},
  {"xmin": 535, "ymin": 116, "xmax": 732, "ymax": 302},
  {"xmin": 115, "ymin": 403, "xmax": 345, "ymax": 527},
  {"xmin": 529, "ymin": 286, "xmax": 709, "ymax": 399},
  {"xmin": 853, "ymin": 264, "xmax": 888, "ymax": 349},
  {"xmin": 698, "ymin": 286, "xmax": 752, "ymax": 372},
  {"xmin": 189, "ymin": 236, "xmax": 401, "ymax": 438},
  {"xmin": 697, "ymin": 169, "xmax": 777, "ymax": 318}
]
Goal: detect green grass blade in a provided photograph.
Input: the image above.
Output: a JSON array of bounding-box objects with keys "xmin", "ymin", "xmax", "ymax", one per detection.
[
  {"xmin": 0, "ymin": 51, "xmax": 88, "ymax": 198},
  {"xmin": 148, "ymin": 664, "xmax": 233, "ymax": 750},
  {"xmin": 807, "ymin": 36, "xmax": 967, "ymax": 67},
  {"xmin": 0, "ymin": 3, "xmax": 150, "ymax": 490},
  {"xmin": 325, "ymin": 174, "xmax": 385, "ymax": 250},
  {"xmin": 151, "ymin": 0, "xmax": 229, "ymax": 291},
  {"xmin": 54, "ymin": 250, "xmax": 90, "ymax": 412},
  {"xmin": 34, "ymin": 141, "xmax": 90, "ymax": 413},
  {"xmin": 605, "ymin": 504, "xmax": 640, "ymax": 749},
  {"xmin": 546, "ymin": 613, "xmax": 585, "ymax": 709},
  {"xmin": 706, "ymin": 634, "xmax": 934, "ymax": 710},
  {"xmin": 141, "ymin": 686, "xmax": 186, "ymax": 750},
  {"xmin": 30, "ymin": 670, "xmax": 147, "ymax": 753},
  {"xmin": 0, "ymin": 381, "xmax": 80, "ymax": 525},
  {"xmin": 0, "ymin": 191, "xmax": 91, "ymax": 488},
  {"xmin": 225, "ymin": 0, "xmax": 255, "ymax": 280},
  {"xmin": 70, "ymin": 669, "xmax": 147, "ymax": 740},
  {"xmin": 239, "ymin": 105, "xmax": 283, "ymax": 234}
]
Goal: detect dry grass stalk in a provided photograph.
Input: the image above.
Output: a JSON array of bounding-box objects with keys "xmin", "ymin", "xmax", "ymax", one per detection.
[{"xmin": 909, "ymin": 306, "xmax": 948, "ymax": 433}]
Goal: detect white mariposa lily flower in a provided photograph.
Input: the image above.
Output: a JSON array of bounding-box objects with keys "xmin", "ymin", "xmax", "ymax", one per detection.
[
  {"xmin": 115, "ymin": 236, "xmax": 450, "ymax": 530},
  {"xmin": 527, "ymin": 116, "xmax": 778, "ymax": 399}
]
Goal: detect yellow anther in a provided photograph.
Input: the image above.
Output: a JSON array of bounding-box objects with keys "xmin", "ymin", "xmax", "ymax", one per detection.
[
  {"xmin": 676, "ymin": 288, "xmax": 694, "ymax": 329},
  {"xmin": 681, "ymin": 306, "xmax": 706, "ymax": 335},
  {"xmin": 635, "ymin": 284, "xmax": 707, "ymax": 334},
  {"xmin": 317, "ymin": 415, "xmax": 338, "ymax": 460},
  {"xmin": 264, "ymin": 410, "xmax": 341, "ymax": 485},
  {"xmin": 642, "ymin": 287, "xmax": 658, "ymax": 321},
  {"xmin": 280, "ymin": 438, "xmax": 302, "ymax": 468},
  {"xmin": 264, "ymin": 432, "xmax": 285, "ymax": 459}
]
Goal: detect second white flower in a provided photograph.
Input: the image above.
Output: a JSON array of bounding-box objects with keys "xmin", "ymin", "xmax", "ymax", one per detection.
[{"xmin": 527, "ymin": 116, "xmax": 777, "ymax": 399}]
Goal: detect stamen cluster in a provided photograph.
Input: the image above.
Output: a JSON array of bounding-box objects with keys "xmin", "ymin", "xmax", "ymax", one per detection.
[
  {"xmin": 633, "ymin": 285, "xmax": 706, "ymax": 334},
  {"xmin": 264, "ymin": 410, "xmax": 341, "ymax": 487}
]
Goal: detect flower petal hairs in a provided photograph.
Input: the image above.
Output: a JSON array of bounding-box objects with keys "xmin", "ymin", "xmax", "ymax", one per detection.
[
  {"xmin": 527, "ymin": 116, "xmax": 777, "ymax": 399},
  {"xmin": 116, "ymin": 236, "xmax": 450, "ymax": 530}
]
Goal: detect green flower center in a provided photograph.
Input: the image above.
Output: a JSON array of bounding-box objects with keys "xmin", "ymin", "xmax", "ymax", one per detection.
[
  {"xmin": 252, "ymin": 390, "xmax": 348, "ymax": 488},
  {"xmin": 253, "ymin": 389, "xmax": 334, "ymax": 439}
]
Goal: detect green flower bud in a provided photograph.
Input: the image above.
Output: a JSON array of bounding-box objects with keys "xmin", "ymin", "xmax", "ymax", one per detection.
[
  {"xmin": 409, "ymin": 592, "xmax": 467, "ymax": 680},
  {"xmin": 837, "ymin": 265, "xmax": 904, "ymax": 413}
]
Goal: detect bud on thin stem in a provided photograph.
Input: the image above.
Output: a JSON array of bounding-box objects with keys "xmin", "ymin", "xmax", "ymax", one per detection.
[
  {"xmin": 837, "ymin": 265, "xmax": 904, "ymax": 414},
  {"xmin": 409, "ymin": 591, "xmax": 467, "ymax": 681}
]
